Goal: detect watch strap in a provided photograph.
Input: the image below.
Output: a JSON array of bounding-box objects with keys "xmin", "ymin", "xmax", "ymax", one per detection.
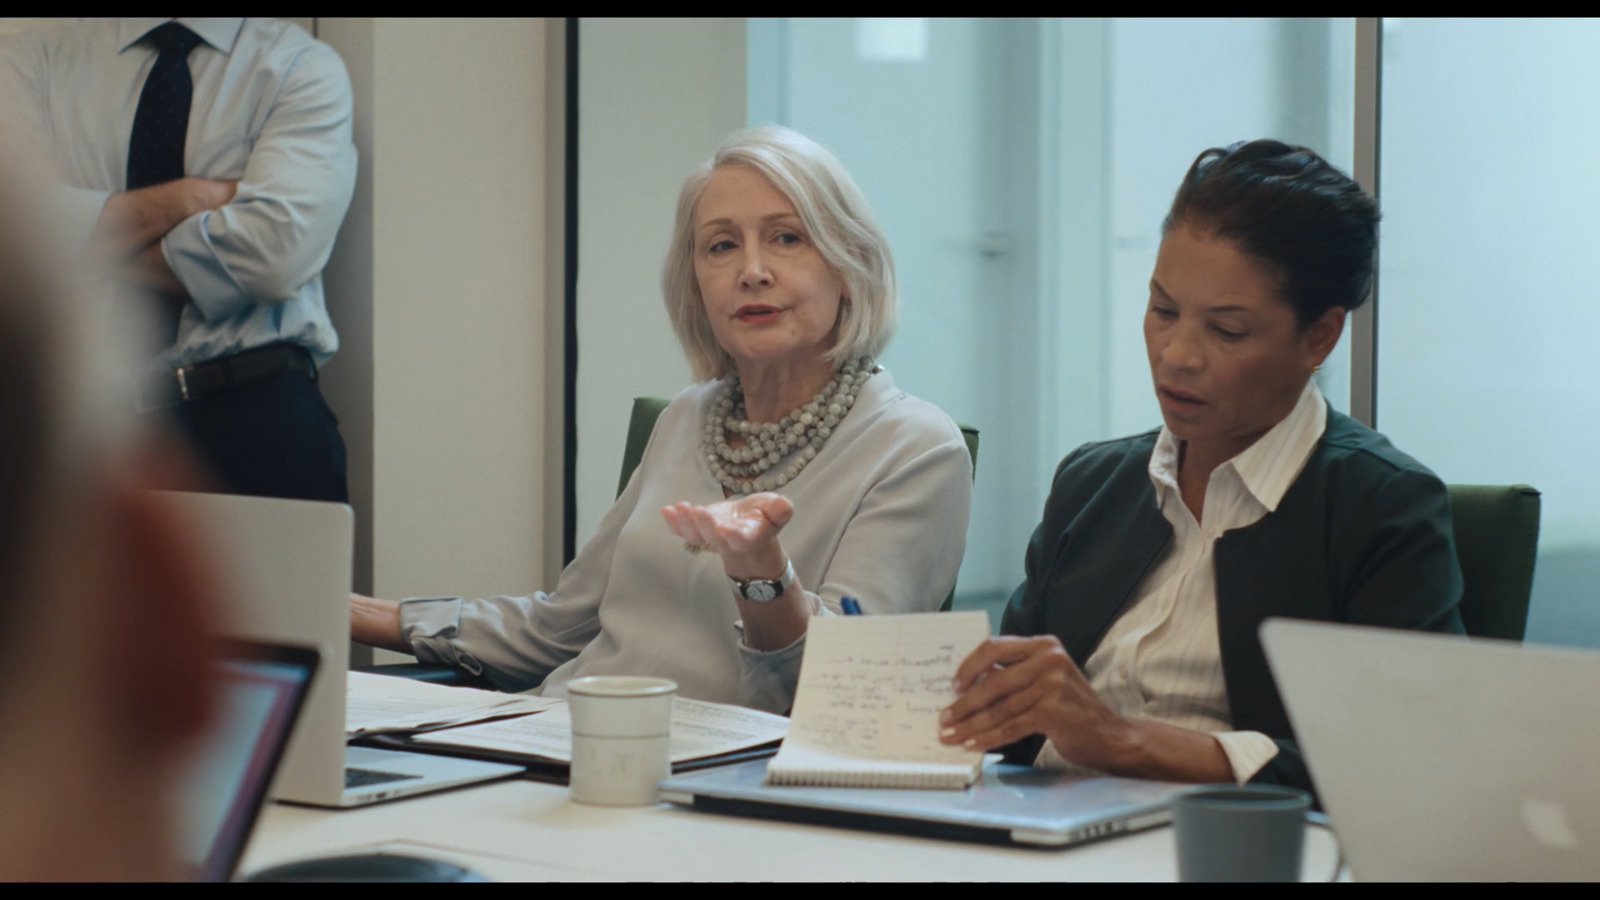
[{"xmin": 730, "ymin": 558, "xmax": 796, "ymax": 602}]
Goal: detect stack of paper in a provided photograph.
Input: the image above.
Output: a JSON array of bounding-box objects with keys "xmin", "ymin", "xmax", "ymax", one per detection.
[
  {"xmin": 345, "ymin": 671, "xmax": 561, "ymax": 739},
  {"xmin": 413, "ymin": 696, "xmax": 789, "ymax": 764}
]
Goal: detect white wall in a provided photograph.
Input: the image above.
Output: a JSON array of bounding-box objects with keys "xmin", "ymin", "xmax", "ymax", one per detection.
[
  {"xmin": 314, "ymin": 18, "xmax": 374, "ymax": 608},
  {"xmin": 574, "ymin": 18, "xmax": 745, "ymax": 547},
  {"xmin": 318, "ymin": 19, "xmax": 557, "ymax": 660}
]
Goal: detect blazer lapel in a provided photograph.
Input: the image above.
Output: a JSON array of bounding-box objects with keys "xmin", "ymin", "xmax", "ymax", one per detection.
[{"xmin": 1043, "ymin": 472, "xmax": 1175, "ymax": 667}]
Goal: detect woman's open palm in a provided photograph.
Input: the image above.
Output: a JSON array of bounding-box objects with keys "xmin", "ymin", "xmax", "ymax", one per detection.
[{"xmin": 660, "ymin": 492, "xmax": 795, "ymax": 559}]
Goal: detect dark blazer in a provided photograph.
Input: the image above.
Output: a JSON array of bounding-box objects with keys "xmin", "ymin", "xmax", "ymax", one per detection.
[{"xmin": 1001, "ymin": 407, "xmax": 1465, "ymax": 794}]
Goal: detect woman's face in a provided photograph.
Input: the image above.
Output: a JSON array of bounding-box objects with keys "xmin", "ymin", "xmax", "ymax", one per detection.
[
  {"xmin": 693, "ymin": 165, "xmax": 845, "ymax": 374},
  {"xmin": 1143, "ymin": 222, "xmax": 1343, "ymax": 451}
]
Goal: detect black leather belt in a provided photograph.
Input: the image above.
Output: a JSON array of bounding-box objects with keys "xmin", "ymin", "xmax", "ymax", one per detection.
[{"xmin": 136, "ymin": 343, "xmax": 316, "ymax": 412}]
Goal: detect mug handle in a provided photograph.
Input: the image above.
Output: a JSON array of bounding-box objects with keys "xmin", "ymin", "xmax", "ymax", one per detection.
[{"xmin": 1304, "ymin": 811, "xmax": 1344, "ymax": 882}]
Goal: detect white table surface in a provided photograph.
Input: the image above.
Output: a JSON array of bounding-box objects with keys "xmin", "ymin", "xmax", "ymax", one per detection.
[{"xmin": 241, "ymin": 778, "xmax": 1344, "ymax": 882}]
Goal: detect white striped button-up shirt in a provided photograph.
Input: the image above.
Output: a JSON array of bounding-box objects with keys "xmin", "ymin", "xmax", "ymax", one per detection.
[{"xmin": 1037, "ymin": 380, "xmax": 1327, "ymax": 783}]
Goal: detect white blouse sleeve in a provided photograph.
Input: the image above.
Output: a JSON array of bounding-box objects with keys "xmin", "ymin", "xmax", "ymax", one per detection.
[{"xmin": 398, "ymin": 463, "xmax": 647, "ymax": 693}]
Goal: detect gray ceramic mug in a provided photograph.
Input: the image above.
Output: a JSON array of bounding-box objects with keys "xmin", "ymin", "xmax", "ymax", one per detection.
[{"xmin": 1173, "ymin": 785, "xmax": 1337, "ymax": 882}]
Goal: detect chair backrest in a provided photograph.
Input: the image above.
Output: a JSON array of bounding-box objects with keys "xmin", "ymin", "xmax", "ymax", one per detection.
[
  {"xmin": 941, "ymin": 424, "xmax": 980, "ymax": 612},
  {"xmin": 616, "ymin": 396, "xmax": 979, "ymax": 614},
  {"xmin": 1447, "ymin": 484, "xmax": 1541, "ymax": 641},
  {"xmin": 618, "ymin": 396, "xmax": 671, "ymax": 498}
]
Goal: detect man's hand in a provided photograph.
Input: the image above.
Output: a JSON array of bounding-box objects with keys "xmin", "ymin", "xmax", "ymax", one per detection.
[
  {"xmin": 94, "ymin": 177, "xmax": 237, "ymax": 257},
  {"xmin": 125, "ymin": 241, "xmax": 188, "ymax": 300}
]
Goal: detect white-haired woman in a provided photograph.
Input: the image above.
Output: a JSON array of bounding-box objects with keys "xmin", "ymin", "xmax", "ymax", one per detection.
[{"xmin": 351, "ymin": 126, "xmax": 972, "ymax": 713}]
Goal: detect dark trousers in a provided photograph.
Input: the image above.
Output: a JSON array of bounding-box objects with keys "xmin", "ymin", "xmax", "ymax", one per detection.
[{"xmin": 161, "ymin": 369, "xmax": 349, "ymax": 504}]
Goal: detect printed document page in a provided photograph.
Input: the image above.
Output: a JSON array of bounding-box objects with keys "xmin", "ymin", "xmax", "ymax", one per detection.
[
  {"xmin": 414, "ymin": 696, "xmax": 789, "ymax": 763},
  {"xmin": 346, "ymin": 671, "xmax": 560, "ymax": 738}
]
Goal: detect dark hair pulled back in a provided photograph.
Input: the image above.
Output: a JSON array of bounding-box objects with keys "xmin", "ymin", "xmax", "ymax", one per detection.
[{"xmin": 1163, "ymin": 139, "xmax": 1379, "ymax": 326}]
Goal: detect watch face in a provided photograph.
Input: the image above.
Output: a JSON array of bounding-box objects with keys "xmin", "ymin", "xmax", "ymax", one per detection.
[{"xmin": 745, "ymin": 581, "xmax": 780, "ymax": 603}]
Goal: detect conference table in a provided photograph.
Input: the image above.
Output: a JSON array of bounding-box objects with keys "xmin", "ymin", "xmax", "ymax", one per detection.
[{"xmin": 242, "ymin": 776, "xmax": 1344, "ymax": 881}]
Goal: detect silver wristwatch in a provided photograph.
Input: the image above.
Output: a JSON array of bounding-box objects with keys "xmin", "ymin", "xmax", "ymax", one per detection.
[{"xmin": 730, "ymin": 558, "xmax": 796, "ymax": 603}]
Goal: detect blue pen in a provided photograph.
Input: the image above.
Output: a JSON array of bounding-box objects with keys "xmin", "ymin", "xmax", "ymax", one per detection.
[{"xmin": 840, "ymin": 596, "xmax": 863, "ymax": 616}]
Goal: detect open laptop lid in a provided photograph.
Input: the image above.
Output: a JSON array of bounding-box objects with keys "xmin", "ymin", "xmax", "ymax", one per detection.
[
  {"xmin": 1261, "ymin": 618, "xmax": 1600, "ymax": 881},
  {"xmin": 156, "ymin": 492, "xmax": 522, "ymax": 809},
  {"xmin": 153, "ymin": 492, "xmax": 351, "ymax": 805},
  {"xmin": 176, "ymin": 639, "xmax": 319, "ymax": 882},
  {"xmin": 661, "ymin": 759, "xmax": 1187, "ymax": 847}
]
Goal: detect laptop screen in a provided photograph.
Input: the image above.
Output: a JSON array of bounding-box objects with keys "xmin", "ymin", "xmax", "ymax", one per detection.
[{"xmin": 173, "ymin": 640, "xmax": 319, "ymax": 882}]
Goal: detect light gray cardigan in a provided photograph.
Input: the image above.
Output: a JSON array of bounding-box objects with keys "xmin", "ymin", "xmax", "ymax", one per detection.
[{"xmin": 400, "ymin": 369, "xmax": 973, "ymax": 713}]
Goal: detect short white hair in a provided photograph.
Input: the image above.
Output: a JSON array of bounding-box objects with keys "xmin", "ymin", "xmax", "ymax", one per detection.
[{"xmin": 661, "ymin": 126, "xmax": 897, "ymax": 382}]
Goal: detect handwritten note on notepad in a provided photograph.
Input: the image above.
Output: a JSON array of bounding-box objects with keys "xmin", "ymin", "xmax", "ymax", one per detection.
[{"xmin": 765, "ymin": 611, "xmax": 990, "ymax": 789}]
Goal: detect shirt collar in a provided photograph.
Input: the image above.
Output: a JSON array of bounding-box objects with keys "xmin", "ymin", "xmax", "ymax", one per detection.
[
  {"xmin": 1148, "ymin": 379, "xmax": 1328, "ymax": 514},
  {"xmin": 1230, "ymin": 379, "xmax": 1327, "ymax": 511},
  {"xmin": 118, "ymin": 18, "xmax": 245, "ymax": 54},
  {"xmin": 1149, "ymin": 422, "xmax": 1183, "ymax": 501}
]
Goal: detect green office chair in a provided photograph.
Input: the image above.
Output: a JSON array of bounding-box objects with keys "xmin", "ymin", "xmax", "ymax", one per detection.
[
  {"xmin": 1447, "ymin": 484, "xmax": 1541, "ymax": 641},
  {"xmin": 617, "ymin": 396, "xmax": 672, "ymax": 498}
]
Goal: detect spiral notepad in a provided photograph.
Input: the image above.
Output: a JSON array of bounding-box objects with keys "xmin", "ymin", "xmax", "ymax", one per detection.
[{"xmin": 764, "ymin": 611, "xmax": 990, "ymax": 790}]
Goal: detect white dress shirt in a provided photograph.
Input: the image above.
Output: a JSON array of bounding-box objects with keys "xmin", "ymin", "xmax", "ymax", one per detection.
[
  {"xmin": 0, "ymin": 18, "xmax": 355, "ymax": 369},
  {"xmin": 1037, "ymin": 380, "xmax": 1328, "ymax": 783},
  {"xmin": 400, "ymin": 369, "xmax": 974, "ymax": 714}
]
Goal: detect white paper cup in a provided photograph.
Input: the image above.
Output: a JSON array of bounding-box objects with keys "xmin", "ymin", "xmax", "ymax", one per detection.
[{"xmin": 566, "ymin": 676, "xmax": 677, "ymax": 806}]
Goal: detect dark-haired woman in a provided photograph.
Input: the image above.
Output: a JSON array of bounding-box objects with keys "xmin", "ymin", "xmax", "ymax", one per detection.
[{"xmin": 938, "ymin": 140, "xmax": 1464, "ymax": 792}]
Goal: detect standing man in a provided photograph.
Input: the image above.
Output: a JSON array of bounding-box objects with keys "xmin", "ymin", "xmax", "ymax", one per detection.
[{"xmin": 1, "ymin": 18, "xmax": 356, "ymax": 502}]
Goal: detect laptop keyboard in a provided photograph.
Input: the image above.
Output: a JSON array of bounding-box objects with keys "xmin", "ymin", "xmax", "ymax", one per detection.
[{"xmin": 345, "ymin": 767, "xmax": 424, "ymax": 789}]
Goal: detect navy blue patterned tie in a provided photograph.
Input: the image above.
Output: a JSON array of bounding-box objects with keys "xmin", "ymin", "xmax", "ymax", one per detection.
[{"xmin": 126, "ymin": 22, "xmax": 203, "ymax": 191}]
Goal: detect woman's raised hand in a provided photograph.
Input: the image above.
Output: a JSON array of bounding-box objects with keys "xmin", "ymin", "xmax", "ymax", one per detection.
[
  {"xmin": 660, "ymin": 493, "xmax": 811, "ymax": 651},
  {"xmin": 660, "ymin": 492, "xmax": 795, "ymax": 575}
]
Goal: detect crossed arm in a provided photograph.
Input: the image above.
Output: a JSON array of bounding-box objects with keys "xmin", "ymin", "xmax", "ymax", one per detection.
[{"xmin": 93, "ymin": 177, "xmax": 237, "ymax": 298}]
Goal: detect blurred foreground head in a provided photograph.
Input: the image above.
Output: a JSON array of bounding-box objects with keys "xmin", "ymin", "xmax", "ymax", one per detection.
[{"xmin": 0, "ymin": 146, "xmax": 219, "ymax": 880}]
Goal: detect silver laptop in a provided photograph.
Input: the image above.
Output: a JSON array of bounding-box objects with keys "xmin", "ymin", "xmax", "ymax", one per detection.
[
  {"xmin": 1261, "ymin": 618, "xmax": 1600, "ymax": 881},
  {"xmin": 158, "ymin": 492, "xmax": 522, "ymax": 808},
  {"xmin": 660, "ymin": 758, "xmax": 1189, "ymax": 847}
]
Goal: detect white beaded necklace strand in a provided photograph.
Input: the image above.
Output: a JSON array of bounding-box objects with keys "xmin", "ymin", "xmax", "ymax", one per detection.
[{"xmin": 703, "ymin": 358, "xmax": 877, "ymax": 495}]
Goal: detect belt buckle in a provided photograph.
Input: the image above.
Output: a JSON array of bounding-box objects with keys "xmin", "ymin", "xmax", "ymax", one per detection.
[{"xmin": 134, "ymin": 366, "xmax": 190, "ymax": 413}]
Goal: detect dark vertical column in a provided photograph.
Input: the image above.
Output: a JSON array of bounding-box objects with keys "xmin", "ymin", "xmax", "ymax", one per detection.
[
  {"xmin": 1351, "ymin": 18, "xmax": 1382, "ymax": 428},
  {"xmin": 563, "ymin": 18, "xmax": 580, "ymax": 565}
]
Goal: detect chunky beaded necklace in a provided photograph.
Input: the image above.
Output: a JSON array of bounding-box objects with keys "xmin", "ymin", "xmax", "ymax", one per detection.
[{"xmin": 703, "ymin": 358, "xmax": 878, "ymax": 494}]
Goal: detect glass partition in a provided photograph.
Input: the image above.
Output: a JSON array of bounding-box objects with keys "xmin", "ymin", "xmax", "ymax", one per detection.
[{"xmin": 1376, "ymin": 18, "xmax": 1600, "ymax": 647}]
